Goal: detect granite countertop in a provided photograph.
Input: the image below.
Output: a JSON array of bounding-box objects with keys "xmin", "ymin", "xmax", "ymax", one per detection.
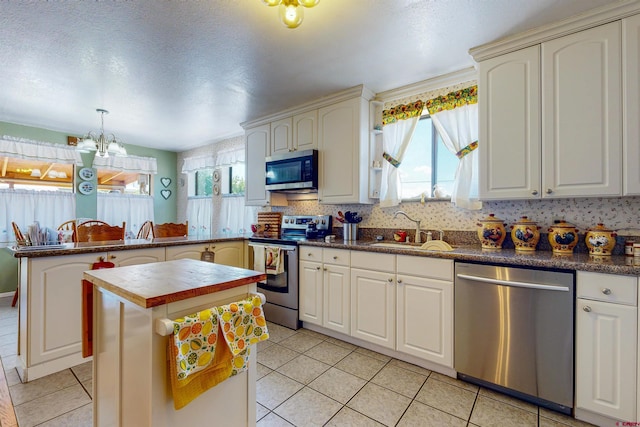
[
  {"xmin": 83, "ymin": 258, "xmax": 266, "ymax": 308},
  {"xmin": 6, "ymin": 234, "xmax": 250, "ymax": 258},
  {"xmin": 298, "ymin": 239, "xmax": 640, "ymax": 276}
]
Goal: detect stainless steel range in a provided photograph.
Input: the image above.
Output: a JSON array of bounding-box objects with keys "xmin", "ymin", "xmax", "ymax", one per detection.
[{"xmin": 248, "ymin": 215, "xmax": 332, "ymax": 329}]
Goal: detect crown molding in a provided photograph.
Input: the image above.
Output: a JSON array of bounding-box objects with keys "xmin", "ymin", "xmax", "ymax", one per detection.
[
  {"xmin": 240, "ymin": 84, "xmax": 373, "ymax": 129},
  {"xmin": 374, "ymin": 67, "xmax": 478, "ymax": 103},
  {"xmin": 469, "ymin": 0, "xmax": 640, "ymax": 62}
]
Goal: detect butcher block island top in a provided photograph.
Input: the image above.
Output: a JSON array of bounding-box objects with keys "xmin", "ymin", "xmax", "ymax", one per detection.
[{"xmin": 83, "ymin": 258, "xmax": 266, "ymax": 308}]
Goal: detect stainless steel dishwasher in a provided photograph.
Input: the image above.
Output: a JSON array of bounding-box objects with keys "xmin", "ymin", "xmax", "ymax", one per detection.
[{"xmin": 455, "ymin": 262, "xmax": 575, "ymax": 415}]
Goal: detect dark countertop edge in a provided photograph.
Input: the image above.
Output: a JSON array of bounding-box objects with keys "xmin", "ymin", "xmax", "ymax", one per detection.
[
  {"xmin": 5, "ymin": 235, "xmax": 249, "ymax": 258},
  {"xmin": 299, "ymin": 240, "xmax": 640, "ymax": 276}
]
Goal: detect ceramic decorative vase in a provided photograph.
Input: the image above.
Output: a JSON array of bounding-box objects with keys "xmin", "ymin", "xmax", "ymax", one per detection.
[
  {"xmin": 548, "ymin": 220, "xmax": 579, "ymax": 254},
  {"xmin": 510, "ymin": 216, "xmax": 541, "ymax": 251},
  {"xmin": 477, "ymin": 214, "xmax": 507, "ymax": 249},
  {"xmin": 585, "ymin": 223, "xmax": 617, "ymax": 256}
]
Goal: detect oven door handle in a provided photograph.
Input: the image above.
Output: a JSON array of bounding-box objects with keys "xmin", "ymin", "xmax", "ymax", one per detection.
[
  {"xmin": 456, "ymin": 273, "xmax": 570, "ymax": 292},
  {"xmin": 249, "ymin": 243, "xmax": 297, "ymax": 252}
]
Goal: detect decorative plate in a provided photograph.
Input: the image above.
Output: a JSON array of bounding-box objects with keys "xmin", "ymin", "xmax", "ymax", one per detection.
[
  {"xmin": 213, "ymin": 170, "xmax": 220, "ymax": 182},
  {"xmin": 78, "ymin": 167, "xmax": 95, "ymax": 181},
  {"xmin": 78, "ymin": 181, "xmax": 95, "ymax": 195},
  {"xmin": 213, "ymin": 183, "xmax": 220, "ymax": 195}
]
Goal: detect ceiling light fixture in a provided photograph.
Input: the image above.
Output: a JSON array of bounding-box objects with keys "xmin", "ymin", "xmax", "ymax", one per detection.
[
  {"xmin": 261, "ymin": 0, "xmax": 320, "ymax": 29},
  {"xmin": 77, "ymin": 109, "xmax": 127, "ymax": 158}
]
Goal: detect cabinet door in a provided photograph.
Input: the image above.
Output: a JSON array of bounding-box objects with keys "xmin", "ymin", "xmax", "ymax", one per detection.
[
  {"xmin": 397, "ymin": 274, "xmax": 453, "ymax": 367},
  {"xmin": 624, "ymin": 14, "xmax": 640, "ymax": 195},
  {"xmin": 479, "ymin": 45, "xmax": 541, "ymax": 200},
  {"xmin": 165, "ymin": 244, "xmax": 210, "ymax": 261},
  {"xmin": 108, "ymin": 247, "xmax": 165, "ymax": 266},
  {"xmin": 293, "ymin": 110, "xmax": 317, "ymax": 152},
  {"xmin": 245, "ymin": 124, "xmax": 271, "ymax": 206},
  {"xmin": 350, "ymin": 268, "xmax": 395, "ymax": 349},
  {"xmin": 318, "ymin": 97, "xmax": 368, "ymax": 204},
  {"xmin": 542, "ymin": 22, "xmax": 622, "ymax": 198},
  {"xmin": 299, "ymin": 260, "xmax": 323, "ymax": 325},
  {"xmin": 28, "ymin": 253, "xmax": 106, "ymax": 365},
  {"xmin": 211, "ymin": 241, "xmax": 244, "ymax": 268},
  {"xmin": 323, "ymin": 264, "xmax": 350, "ymax": 334},
  {"xmin": 271, "ymin": 117, "xmax": 293, "ymax": 155},
  {"xmin": 576, "ymin": 299, "xmax": 637, "ymax": 421}
]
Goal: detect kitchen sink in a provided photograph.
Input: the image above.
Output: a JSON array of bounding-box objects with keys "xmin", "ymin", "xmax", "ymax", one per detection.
[{"xmin": 368, "ymin": 241, "xmax": 455, "ymax": 251}]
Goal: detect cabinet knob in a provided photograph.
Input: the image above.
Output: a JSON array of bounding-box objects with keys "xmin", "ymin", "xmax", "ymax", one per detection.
[
  {"xmin": 583, "ymin": 306, "xmax": 592, "ymax": 312},
  {"xmin": 387, "ymin": 278, "xmax": 393, "ymax": 282},
  {"xmin": 323, "ymin": 267, "xmax": 327, "ymax": 271},
  {"xmin": 333, "ymin": 256, "xmax": 338, "ymax": 260},
  {"xmin": 397, "ymin": 279, "xmax": 403, "ymax": 284},
  {"xmin": 308, "ymin": 253, "xmax": 312, "ymax": 257},
  {"xmin": 316, "ymin": 266, "xmax": 321, "ymax": 271},
  {"xmin": 108, "ymin": 255, "xmax": 116, "ymax": 260},
  {"xmin": 546, "ymin": 188, "xmax": 553, "ymax": 194},
  {"xmin": 602, "ymin": 288, "xmax": 612, "ymax": 295},
  {"xmin": 531, "ymin": 190, "xmax": 538, "ymax": 196}
]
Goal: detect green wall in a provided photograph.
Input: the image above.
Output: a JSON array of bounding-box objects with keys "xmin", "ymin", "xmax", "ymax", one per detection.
[{"xmin": 0, "ymin": 121, "xmax": 178, "ymax": 292}]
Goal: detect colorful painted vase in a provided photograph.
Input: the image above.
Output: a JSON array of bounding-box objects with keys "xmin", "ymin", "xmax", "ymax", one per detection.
[
  {"xmin": 585, "ymin": 223, "xmax": 617, "ymax": 256},
  {"xmin": 548, "ymin": 220, "xmax": 579, "ymax": 254},
  {"xmin": 510, "ymin": 216, "xmax": 541, "ymax": 251},
  {"xmin": 477, "ymin": 214, "xmax": 507, "ymax": 249}
]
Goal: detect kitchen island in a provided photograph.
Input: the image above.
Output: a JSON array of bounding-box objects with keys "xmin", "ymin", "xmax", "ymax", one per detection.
[
  {"xmin": 83, "ymin": 258, "xmax": 266, "ymax": 426},
  {"xmin": 7, "ymin": 235, "xmax": 249, "ymax": 382}
]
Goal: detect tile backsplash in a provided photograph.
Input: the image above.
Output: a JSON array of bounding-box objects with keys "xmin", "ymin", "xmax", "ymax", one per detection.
[{"xmin": 273, "ymin": 196, "xmax": 640, "ymax": 234}]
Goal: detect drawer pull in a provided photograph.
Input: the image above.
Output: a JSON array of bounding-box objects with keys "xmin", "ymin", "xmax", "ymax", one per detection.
[
  {"xmin": 583, "ymin": 306, "xmax": 592, "ymax": 312},
  {"xmin": 308, "ymin": 253, "xmax": 312, "ymax": 257},
  {"xmin": 109, "ymin": 255, "xmax": 116, "ymax": 260},
  {"xmin": 333, "ymin": 256, "xmax": 338, "ymax": 260},
  {"xmin": 387, "ymin": 278, "xmax": 393, "ymax": 283},
  {"xmin": 316, "ymin": 266, "xmax": 320, "ymax": 271},
  {"xmin": 397, "ymin": 279, "xmax": 403, "ymax": 284},
  {"xmin": 602, "ymin": 288, "xmax": 612, "ymax": 295}
]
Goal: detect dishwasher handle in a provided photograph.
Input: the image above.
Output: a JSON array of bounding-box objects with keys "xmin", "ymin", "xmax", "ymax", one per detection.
[{"xmin": 456, "ymin": 273, "xmax": 570, "ymax": 292}]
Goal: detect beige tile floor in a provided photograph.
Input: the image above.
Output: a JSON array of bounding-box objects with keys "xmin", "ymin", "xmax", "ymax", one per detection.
[{"xmin": 0, "ymin": 296, "xmax": 594, "ymax": 426}]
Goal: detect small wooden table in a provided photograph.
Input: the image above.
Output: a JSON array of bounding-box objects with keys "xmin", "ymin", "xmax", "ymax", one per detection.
[{"xmin": 83, "ymin": 259, "xmax": 266, "ymax": 427}]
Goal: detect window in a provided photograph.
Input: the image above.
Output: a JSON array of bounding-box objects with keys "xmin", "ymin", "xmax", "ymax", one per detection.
[
  {"xmin": 398, "ymin": 115, "xmax": 457, "ymax": 200},
  {"xmin": 95, "ymin": 169, "xmax": 151, "ymax": 195},
  {"xmin": 195, "ymin": 168, "xmax": 213, "ymax": 196},
  {"xmin": 0, "ymin": 157, "xmax": 74, "ymax": 191},
  {"xmin": 221, "ymin": 164, "xmax": 245, "ymax": 196}
]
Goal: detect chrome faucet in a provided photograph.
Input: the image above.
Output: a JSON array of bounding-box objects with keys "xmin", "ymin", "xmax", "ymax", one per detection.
[{"xmin": 393, "ymin": 210, "xmax": 423, "ymax": 243}]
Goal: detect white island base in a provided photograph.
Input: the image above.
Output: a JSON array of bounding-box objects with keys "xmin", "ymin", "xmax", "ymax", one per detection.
[{"xmin": 85, "ymin": 259, "xmax": 263, "ymax": 427}]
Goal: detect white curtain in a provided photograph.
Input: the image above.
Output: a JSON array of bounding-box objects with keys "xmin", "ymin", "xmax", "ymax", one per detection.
[
  {"xmin": 182, "ymin": 155, "xmax": 215, "ymax": 173},
  {"xmin": 427, "ymin": 86, "xmax": 481, "ymax": 210},
  {"xmin": 186, "ymin": 197, "xmax": 213, "ymax": 235},
  {"xmin": 97, "ymin": 193, "xmax": 154, "ymax": 237},
  {"xmin": 379, "ymin": 104, "xmax": 423, "ymax": 207},
  {"xmin": 0, "ymin": 135, "xmax": 83, "ymax": 165},
  {"xmin": 93, "ymin": 154, "xmax": 158, "ymax": 174},
  {"xmin": 0, "ymin": 189, "xmax": 76, "ymax": 243},
  {"xmin": 219, "ymin": 197, "xmax": 257, "ymax": 234}
]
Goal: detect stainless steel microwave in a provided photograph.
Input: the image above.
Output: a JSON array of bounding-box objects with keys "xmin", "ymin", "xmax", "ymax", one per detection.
[{"xmin": 265, "ymin": 149, "xmax": 318, "ymax": 192}]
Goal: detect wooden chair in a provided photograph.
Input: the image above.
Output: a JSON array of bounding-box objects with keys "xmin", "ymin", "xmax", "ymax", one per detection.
[
  {"xmin": 11, "ymin": 222, "xmax": 27, "ymax": 246},
  {"xmin": 75, "ymin": 221, "xmax": 126, "ymax": 242},
  {"xmin": 137, "ymin": 220, "xmax": 154, "ymax": 239},
  {"xmin": 152, "ymin": 221, "xmax": 188, "ymax": 238},
  {"xmin": 57, "ymin": 219, "xmax": 77, "ymax": 242}
]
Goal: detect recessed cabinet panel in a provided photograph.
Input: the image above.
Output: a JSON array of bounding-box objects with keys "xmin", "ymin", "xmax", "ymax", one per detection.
[
  {"xmin": 323, "ymin": 264, "xmax": 350, "ymax": 334},
  {"xmin": 299, "ymin": 260, "xmax": 323, "ymax": 325},
  {"xmin": 350, "ymin": 268, "xmax": 395, "ymax": 349},
  {"xmin": 479, "ymin": 45, "xmax": 541, "ymax": 200},
  {"xmin": 624, "ymin": 14, "xmax": 640, "ymax": 195},
  {"xmin": 293, "ymin": 111, "xmax": 317, "ymax": 152},
  {"xmin": 271, "ymin": 118, "xmax": 293, "ymax": 155},
  {"xmin": 245, "ymin": 124, "xmax": 271, "ymax": 206},
  {"xmin": 542, "ymin": 22, "xmax": 622, "ymax": 197}
]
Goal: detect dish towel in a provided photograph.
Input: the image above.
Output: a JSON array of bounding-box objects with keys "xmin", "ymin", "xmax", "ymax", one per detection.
[
  {"xmin": 265, "ymin": 246, "xmax": 284, "ymax": 275},
  {"xmin": 218, "ymin": 295, "xmax": 270, "ymax": 376},
  {"xmin": 168, "ymin": 308, "xmax": 232, "ymax": 410},
  {"xmin": 252, "ymin": 245, "xmax": 267, "ymax": 285}
]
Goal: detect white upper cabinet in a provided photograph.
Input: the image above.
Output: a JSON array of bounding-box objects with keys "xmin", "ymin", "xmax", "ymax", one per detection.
[
  {"xmin": 270, "ymin": 117, "xmax": 293, "ymax": 155},
  {"xmin": 479, "ymin": 45, "xmax": 541, "ymax": 200},
  {"xmin": 542, "ymin": 21, "xmax": 622, "ymax": 198},
  {"xmin": 624, "ymin": 14, "xmax": 640, "ymax": 195},
  {"xmin": 317, "ymin": 96, "xmax": 372, "ymax": 204},
  {"xmin": 478, "ymin": 20, "xmax": 623, "ymax": 200},
  {"xmin": 245, "ymin": 123, "xmax": 271, "ymax": 206},
  {"xmin": 293, "ymin": 110, "xmax": 317, "ymax": 152}
]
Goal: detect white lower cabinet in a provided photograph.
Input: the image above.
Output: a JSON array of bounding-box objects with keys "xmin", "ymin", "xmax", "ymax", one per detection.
[
  {"xmin": 350, "ymin": 268, "xmax": 395, "ymax": 349},
  {"xmin": 165, "ymin": 241, "xmax": 244, "ymax": 267},
  {"xmin": 108, "ymin": 247, "xmax": 165, "ymax": 266},
  {"xmin": 396, "ymin": 256, "xmax": 453, "ymax": 367},
  {"xmin": 576, "ymin": 271, "xmax": 638, "ymax": 423},
  {"xmin": 299, "ymin": 258, "xmax": 323, "ymax": 325}
]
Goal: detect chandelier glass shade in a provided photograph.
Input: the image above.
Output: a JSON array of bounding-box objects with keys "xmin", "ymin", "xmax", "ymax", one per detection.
[
  {"xmin": 261, "ymin": 0, "xmax": 320, "ymax": 29},
  {"xmin": 77, "ymin": 109, "xmax": 127, "ymax": 158}
]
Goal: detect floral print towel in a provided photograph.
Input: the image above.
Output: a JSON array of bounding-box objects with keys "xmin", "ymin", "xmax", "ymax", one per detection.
[{"xmin": 172, "ymin": 308, "xmax": 220, "ymax": 380}]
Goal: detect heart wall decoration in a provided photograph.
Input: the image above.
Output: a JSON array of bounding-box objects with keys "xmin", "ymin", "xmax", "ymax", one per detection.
[
  {"xmin": 161, "ymin": 189, "xmax": 172, "ymax": 200},
  {"xmin": 160, "ymin": 177, "xmax": 172, "ymax": 188}
]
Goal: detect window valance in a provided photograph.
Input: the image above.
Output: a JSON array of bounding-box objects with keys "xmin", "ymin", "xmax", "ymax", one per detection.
[
  {"xmin": 215, "ymin": 148, "xmax": 244, "ymax": 167},
  {"xmin": 0, "ymin": 135, "xmax": 83, "ymax": 165},
  {"xmin": 93, "ymin": 154, "xmax": 158, "ymax": 174},
  {"xmin": 181, "ymin": 155, "xmax": 216, "ymax": 173}
]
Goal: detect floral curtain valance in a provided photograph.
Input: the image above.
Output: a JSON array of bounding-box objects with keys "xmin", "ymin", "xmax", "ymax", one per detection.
[
  {"xmin": 181, "ymin": 155, "xmax": 215, "ymax": 173},
  {"xmin": 93, "ymin": 154, "xmax": 158, "ymax": 174},
  {"xmin": 425, "ymin": 86, "xmax": 478, "ymax": 115},
  {"xmin": 382, "ymin": 101, "xmax": 424, "ymax": 126},
  {"xmin": 215, "ymin": 148, "xmax": 244, "ymax": 167},
  {"xmin": 0, "ymin": 135, "xmax": 83, "ymax": 165}
]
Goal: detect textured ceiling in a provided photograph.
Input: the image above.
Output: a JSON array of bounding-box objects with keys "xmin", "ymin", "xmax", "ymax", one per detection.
[{"xmin": 0, "ymin": 0, "xmax": 618, "ymax": 152}]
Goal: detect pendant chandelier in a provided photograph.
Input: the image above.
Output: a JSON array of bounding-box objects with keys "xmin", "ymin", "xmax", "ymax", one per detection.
[
  {"xmin": 261, "ymin": 0, "xmax": 320, "ymax": 29},
  {"xmin": 77, "ymin": 109, "xmax": 127, "ymax": 158}
]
